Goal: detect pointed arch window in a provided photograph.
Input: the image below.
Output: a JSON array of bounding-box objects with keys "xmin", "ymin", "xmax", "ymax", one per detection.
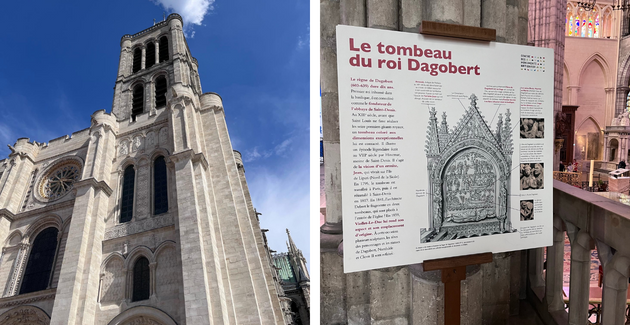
[
  {"xmin": 155, "ymin": 76, "xmax": 167, "ymax": 109},
  {"xmin": 120, "ymin": 165, "xmax": 135, "ymax": 223},
  {"xmin": 159, "ymin": 36, "xmax": 169, "ymax": 62},
  {"xmin": 154, "ymin": 156, "xmax": 168, "ymax": 215},
  {"xmin": 132, "ymin": 257, "xmax": 150, "ymax": 301},
  {"xmin": 20, "ymin": 227, "xmax": 59, "ymax": 294},
  {"xmin": 146, "ymin": 42, "xmax": 156, "ymax": 69},
  {"xmin": 132, "ymin": 48, "xmax": 142, "ymax": 73},
  {"xmin": 132, "ymin": 85, "xmax": 144, "ymax": 120}
]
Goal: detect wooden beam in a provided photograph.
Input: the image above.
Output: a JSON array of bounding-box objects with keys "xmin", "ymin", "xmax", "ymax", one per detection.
[{"xmin": 420, "ymin": 21, "xmax": 496, "ymax": 41}]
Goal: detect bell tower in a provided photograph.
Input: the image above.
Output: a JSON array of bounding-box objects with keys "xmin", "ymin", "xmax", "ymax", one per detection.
[{"xmin": 112, "ymin": 13, "xmax": 202, "ymax": 121}]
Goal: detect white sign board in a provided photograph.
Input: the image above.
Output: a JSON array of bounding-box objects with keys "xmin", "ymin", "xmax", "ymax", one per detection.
[{"xmin": 337, "ymin": 25, "xmax": 554, "ymax": 273}]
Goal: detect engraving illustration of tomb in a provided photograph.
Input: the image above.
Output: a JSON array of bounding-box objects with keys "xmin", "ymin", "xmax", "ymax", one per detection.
[{"xmin": 421, "ymin": 94, "xmax": 515, "ymax": 243}]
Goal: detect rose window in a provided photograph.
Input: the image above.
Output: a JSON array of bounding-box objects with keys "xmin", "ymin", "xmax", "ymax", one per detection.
[{"xmin": 39, "ymin": 163, "xmax": 81, "ymax": 200}]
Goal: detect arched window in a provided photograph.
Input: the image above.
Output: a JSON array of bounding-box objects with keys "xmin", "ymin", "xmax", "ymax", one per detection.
[
  {"xmin": 120, "ymin": 165, "xmax": 135, "ymax": 223},
  {"xmin": 159, "ymin": 36, "xmax": 169, "ymax": 62},
  {"xmin": 132, "ymin": 257, "xmax": 150, "ymax": 301},
  {"xmin": 146, "ymin": 42, "xmax": 156, "ymax": 69},
  {"xmin": 132, "ymin": 48, "xmax": 142, "ymax": 73},
  {"xmin": 154, "ymin": 156, "xmax": 168, "ymax": 215},
  {"xmin": 20, "ymin": 227, "xmax": 58, "ymax": 294},
  {"xmin": 155, "ymin": 76, "xmax": 167, "ymax": 109},
  {"xmin": 132, "ymin": 85, "xmax": 144, "ymax": 120}
]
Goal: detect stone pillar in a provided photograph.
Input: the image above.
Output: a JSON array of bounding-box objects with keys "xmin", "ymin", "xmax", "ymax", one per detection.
[
  {"xmin": 50, "ymin": 115, "xmax": 115, "ymax": 325},
  {"xmin": 367, "ymin": 0, "xmax": 398, "ymax": 30},
  {"xmin": 369, "ymin": 267, "xmax": 409, "ymax": 323},
  {"xmin": 170, "ymin": 152, "xmax": 214, "ymax": 325},
  {"xmin": 118, "ymin": 38, "xmax": 132, "ymax": 78},
  {"xmin": 545, "ymin": 220, "xmax": 565, "ymax": 312},
  {"xmin": 528, "ymin": 247, "xmax": 545, "ymax": 288},
  {"xmin": 528, "ymin": 0, "xmax": 568, "ymax": 172},
  {"xmin": 321, "ymin": 0, "xmax": 342, "ymax": 234},
  {"xmin": 600, "ymin": 253, "xmax": 630, "ymax": 324},
  {"xmin": 154, "ymin": 40, "xmax": 160, "ymax": 66},
  {"xmin": 141, "ymin": 46, "xmax": 146, "ymax": 70},
  {"xmin": 604, "ymin": 134, "xmax": 609, "ymax": 162},
  {"xmin": 50, "ymin": 183, "xmax": 111, "ymax": 325},
  {"xmin": 605, "ymin": 87, "xmax": 615, "ymax": 127},
  {"xmin": 567, "ymin": 230, "xmax": 593, "ymax": 325}
]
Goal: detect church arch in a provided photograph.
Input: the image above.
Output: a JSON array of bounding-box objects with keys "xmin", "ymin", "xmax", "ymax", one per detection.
[
  {"xmin": 577, "ymin": 53, "xmax": 611, "ymax": 87},
  {"xmin": 100, "ymin": 253, "xmax": 125, "ymax": 304},
  {"xmin": 132, "ymin": 46, "xmax": 142, "ymax": 73},
  {"xmin": 153, "ymin": 155, "xmax": 168, "ymax": 215},
  {"xmin": 131, "ymin": 84, "xmax": 145, "ymax": 121},
  {"xmin": 107, "ymin": 305, "xmax": 177, "ymax": 325},
  {"xmin": 575, "ymin": 116, "xmax": 603, "ymax": 160},
  {"xmin": 145, "ymin": 42, "xmax": 156, "ymax": 69},
  {"xmin": 19, "ymin": 226, "xmax": 59, "ymax": 294},
  {"xmin": 132, "ymin": 256, "xmax": 150, "ymax": 301},
  {"xmin": 159, "ymin": 35, "xmax": 170, "ymax": 63},
  {"xmin": 119, "ymin": 164, "xmax": 136, "ymax": 223},
  {"xmin": 4, "ymin": 230, "xmax": 22, "ymax": 247},
  {"xmin": 0, "ymin": 305, "xmax": 50, "ymax": 324}
]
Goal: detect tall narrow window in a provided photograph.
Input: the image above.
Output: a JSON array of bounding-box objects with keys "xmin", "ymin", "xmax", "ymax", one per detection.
[
  {"xmin": 20, "ymin": 227, "xmax": 59, "ymax": 294},
  {"xmin": 146, "ymin": 42, "xmax": 156, "ymax": 68},
  {"xmin": 155, "ymin": 76, "xmax": 167, "ymax": 109},
  {"xmin": 132, "ymin": 48, "xmax": 142, "ymax": 73},
  {"xmin": 120, "ymin": 165, "xmax": 135, "ymax": 223},
  {"xmin": 132, "ymin": 257, "xmax": 150, "ymax": 301},
  {"xmin": 132, "ymin": 85, "xmax": 144, "ymax": 120},
  {"xmin": 159, "ymin": 36, "xmax": 169, "ymax": 62},
  {"xmin": 154, "ymin": 156, "xmax": 168, "ymax": 215}
]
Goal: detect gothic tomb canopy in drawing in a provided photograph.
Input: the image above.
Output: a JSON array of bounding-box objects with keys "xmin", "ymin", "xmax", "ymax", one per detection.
[{"xmin": 421, "ymin": 94, "xmax": 516, "ymax": 243}]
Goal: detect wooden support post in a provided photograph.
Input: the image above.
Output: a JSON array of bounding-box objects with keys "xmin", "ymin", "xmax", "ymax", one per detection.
[{"xmin": 424, "ymin": 252, "xmax": 494, "ymax": 325}]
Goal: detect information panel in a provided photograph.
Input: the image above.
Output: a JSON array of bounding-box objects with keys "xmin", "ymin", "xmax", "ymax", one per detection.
[{"xmin": 337, "ymin": 25, "xmax": 554, "ymax": 273}]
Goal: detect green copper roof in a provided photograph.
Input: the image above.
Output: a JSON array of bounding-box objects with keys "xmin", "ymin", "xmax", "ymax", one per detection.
[{"xmin": 273, "ymin": 254, "xmax": 296, "ymax": 283}]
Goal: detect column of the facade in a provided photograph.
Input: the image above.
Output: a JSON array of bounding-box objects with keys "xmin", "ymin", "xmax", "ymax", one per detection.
[
  {"xmin": 50, "ymin": 120, "xmax": 115, "ymax": 325},
  {"xmin": 545, "ymin": 219, "xmax": 565, "ymax": 312},
  {"xmin": 605, "ymin": 88, "xmax": 615, "ymax": 128},
  {"xmin": 154, "ymin": 40, "xmax": 159, "ymax": 66},
  {"xmin": 528, "ymin": 0, "xmax": 567, "ymax": 170},
  {"xmin": 604, "ymin": 134, "xmax": 609, "ymax": 162},
  {"xmin": 141, "ymin": 46, "xmax": 146, "ymax": 70},
  {"xmin": 169, "ymin": 99, "xmax": 214, "ymax": 324},
  {"xmin": 614, "ymin": 87, "xmax": 628, "ymax": 117},
  {"xmin": 145, "ymin": 81, "xmax": 154, "ymax": 116},
  {"xmin": 567, "ymin": 230, "xmax": 593, "ymax": 325},
  {"xmin": 600, "ymin": 253, "xmax": 630, "ymax": 324},
  {"xmin": 209, "ymin": 104, "xmax": 278, "ymax": 325}
]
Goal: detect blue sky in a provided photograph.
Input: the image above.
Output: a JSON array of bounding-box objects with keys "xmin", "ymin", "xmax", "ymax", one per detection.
[{"xmin": 0, "ymin": 1, "xmax": 310, "ymax": 266}]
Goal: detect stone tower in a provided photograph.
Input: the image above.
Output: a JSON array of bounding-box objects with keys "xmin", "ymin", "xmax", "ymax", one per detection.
[{"xmin": 0, "ymin": 13, "xmax": 286, "ymax": 325}]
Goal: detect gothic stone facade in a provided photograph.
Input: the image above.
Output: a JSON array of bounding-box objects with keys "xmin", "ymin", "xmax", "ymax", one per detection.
[{"xmin": 0, "ymin": 14, "xmax": 288, "ymax": 325}]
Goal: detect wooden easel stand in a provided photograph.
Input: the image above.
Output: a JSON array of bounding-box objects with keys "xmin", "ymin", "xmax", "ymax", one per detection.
[{"xmin": 424, "ymin": 252, "xmax": 494, "ymax": 325}]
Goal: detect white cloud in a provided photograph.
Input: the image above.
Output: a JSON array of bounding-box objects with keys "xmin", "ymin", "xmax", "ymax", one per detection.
[
  {"xmin": 151, "ymin": 0, "xmax": 214, "ymax": 37},
  {"xmin": 249, "ymin": 159, "xmax": 310, "ymax": 270},
  {"xmin": 274, "ymin": 138, "xmax": 293, "ymax": 155},
  {"xmin": 296, "ymin": 26, "xmax": 310, "ymax": 51}
]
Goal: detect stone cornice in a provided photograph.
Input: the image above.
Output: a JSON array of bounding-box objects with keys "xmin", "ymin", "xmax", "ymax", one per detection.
[
  {"xmin": 118, "ymin": 119, "xmax": 168, "ymax": 139},
  {"xmin": 10, "ymin": 200, "xmax": 74, "ymax": 221},
  {"xmin": 73, "ymin": 178, "xmax": 113, "ymax": 197},
  {"xmin": 0, "ymin": 288, "xmax": 56, "ymax": 309},
  {"xmin": 0, "ymin": 209, "xmax": 14, "ymax": 222},
  {"xmin": 170, "ymin": 149, "xmax": 208, "ymax": 170}
]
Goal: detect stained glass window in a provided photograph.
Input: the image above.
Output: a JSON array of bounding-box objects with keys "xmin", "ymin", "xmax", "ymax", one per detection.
[
  {"xmin": 20, "ymin": 228, "xmax": 58, "ymax": 294},
  {"xmin": 566, "ymin": 5, "xmax": 609, "ymax": 38}
]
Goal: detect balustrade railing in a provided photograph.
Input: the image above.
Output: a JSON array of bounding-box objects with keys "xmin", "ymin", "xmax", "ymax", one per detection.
[{"xmin": 528, "ymin": 180, "xmax": 630, "ymax": 324}]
